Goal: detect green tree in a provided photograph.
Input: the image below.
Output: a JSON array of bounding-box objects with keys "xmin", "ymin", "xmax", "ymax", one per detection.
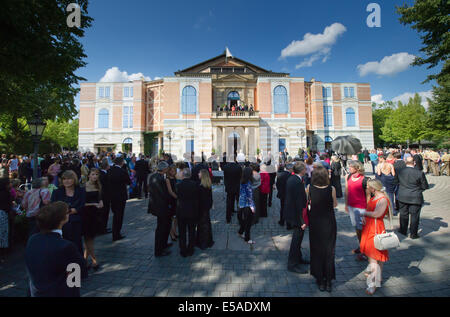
[
  {"xmin": 0, "ymin": 0, "xmax": 92, "ymax": 152},
  {"xmin": 397, "ymin": 0, "xmax": 450, "ymax": 147},
  {"xmin": 397, "ymin": 0, "xmax": 450, "ymax": 83},
  {"xmin": 42, "ymin": 119, "xmax": 79, "ymax": 151},
  {"xmin": 372, "ymin": 101, "xmax": 395, "ymax": 147},
  {"xmin": 380, "ymin": 94, "xmax": 428, "ymax": 145}
]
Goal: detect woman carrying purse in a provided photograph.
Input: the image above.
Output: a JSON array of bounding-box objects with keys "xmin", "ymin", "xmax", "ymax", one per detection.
[{"xmin": 359, "ymin": 179, "xmax": 392, "ymax": 295}]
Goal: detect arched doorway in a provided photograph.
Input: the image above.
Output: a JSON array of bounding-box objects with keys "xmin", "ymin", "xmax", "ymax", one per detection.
[
  {"xmin": 325, "ymin": 136, "xmax": 333, "ymax": 150},
  {"xmin": 122, "ymin": 138, "xmax": 133, "ymax": 153},
  {"xmin": 227, "ymin": 91, "xmax": 240, "ymax": 109},
  {"xmin": 228, "ymin": 131, "xmax": 241, "ymax": 159}
]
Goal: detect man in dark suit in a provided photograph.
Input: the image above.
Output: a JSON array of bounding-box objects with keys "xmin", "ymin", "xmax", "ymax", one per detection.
[
  {"xmin": 276, "ymin": 163, "xmax": 293, "ymax": 228},
  {"xmin": 135, "ymin": 154, "xmax": 150, "ymax": 199},
  {"xmin": 25, "ymin": 202, "xmax": 88, "ymax": 297},
  {"xmin": 99, "ymin": 159, "xmax": 112, "ymax": 234},
  {"xmin": 148, "ymin": 161, "xmax": 172, "ymax": 257},
  {"xmin": 223, "ymin": 160, "xmax": 242, "ymax": 223},
  {"xmin": 411, "ymin": 149, "xmax": 423, "ymax": 171},
  {"xmin": 176, "ymin": 168, "xmax": 200, "ymax": 257},
  {"xmin": 284, "ymin": 161, "xmax": 309, "ymax": 273},
  {"xmin": 107, "ymin": 156, "xmax": 131, "ymax": 241},
  {"xmin": 394, "ymin": 157, "xmax": 429, "ymax": 239},
  {"xmin": 392, "ymin": 152, "xmax": 406, "ymax": 213}
]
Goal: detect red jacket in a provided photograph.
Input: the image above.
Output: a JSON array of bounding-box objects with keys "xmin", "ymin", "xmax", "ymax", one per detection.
[{"xmin": 260, "ymin": 172, "xmax": 270, "ymax": 194}]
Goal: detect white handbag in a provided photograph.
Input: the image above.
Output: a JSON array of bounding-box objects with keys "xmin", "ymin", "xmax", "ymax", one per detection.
[{"xmin": 373, "ymin": 208, "xmax": 400, "ymax": 250}]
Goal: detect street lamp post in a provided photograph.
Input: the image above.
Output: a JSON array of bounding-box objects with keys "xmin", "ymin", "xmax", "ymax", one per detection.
[
  {"xmin": 166, "ymin": 129, "xmax": 173, "ymax": 154},
  {"xmin": 27, "ymin": 112, "xmax": 47, "ymax": 180}
]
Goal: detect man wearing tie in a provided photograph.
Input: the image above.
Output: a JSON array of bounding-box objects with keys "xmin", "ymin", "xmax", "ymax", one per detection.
[
  {"xmin": 284, "ymin": 161, "xmax": 309, "ymax": 273},
  {"xmin": 107, "ymin": 157, "xmax": 131, "ymax": 241}
]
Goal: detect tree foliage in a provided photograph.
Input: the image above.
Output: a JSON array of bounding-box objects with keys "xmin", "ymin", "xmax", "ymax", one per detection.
[
  {"xmin": 0, "ymin": 0, "xmax": 92, "ymax": 151},
  {"xmin": 380, "ymin": 94, "xmax": 428, "ymax": 144},
  {"xmin": 397, "ymin": 0, "xmax": 450, "ymax": 83},
  {"xmin": 372, "ymin": 101, "xmax": 395, "ymax": 147}
]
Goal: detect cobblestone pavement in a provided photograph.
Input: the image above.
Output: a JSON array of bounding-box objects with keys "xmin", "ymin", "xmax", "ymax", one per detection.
[{"xmin": 1, "ymin": 166, "xmax": 449, "ymax": 297}]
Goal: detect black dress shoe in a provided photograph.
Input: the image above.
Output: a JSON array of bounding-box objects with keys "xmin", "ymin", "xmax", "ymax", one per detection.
[
  {"xmin": 410, "ymin": 234, "xmax": 420, "ymax": 239},
  {"xmin": 319, "ymin": 281, "xmax": 326, "ymax": 292},
  {"xmin": 155, "ymin": 250, "xmax": 171, "ymax": 257},
  {"xmin": 326, "ymin": 281, "xmax": 332, "ymax": 293},
  {"xmin": 112, "ymin": 235, "xmax": 125, "ymax": 242},
  {"xmin": 92, "ymin": 264, "xmax": 101, "ymax": 272},
  {"xmin": 288, "ymin": 265, "xmax": 308, "ymax": 274},
  {"xmin": 299, "ymin": 258, "xmax": 310, "ymax": 264}
]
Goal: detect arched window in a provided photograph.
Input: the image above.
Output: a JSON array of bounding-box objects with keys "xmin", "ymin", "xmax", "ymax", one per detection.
[
  {"xmin": 227, "ymin": 91, "xmax": 240, "ymax": 100},
  {"xmin": 181, "ymin": 86, "xmax": 197, "ymax": 114},
  {"xmin": 274, "ymin": 85, "xmax": 288, "ymax": 114},
  {"xmin": 346, "ymin": 108, "xmax": 356, "ymax": 127},
  {"xmin": 98, "ymin": 109, "xmax": 109, "ymax": 128}
]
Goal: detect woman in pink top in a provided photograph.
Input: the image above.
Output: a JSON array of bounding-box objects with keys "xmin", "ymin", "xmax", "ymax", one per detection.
[
  {"xmin": 47, "ymin": 158, "xmax": 61, "ymax": 186},
  {"xmin": 345, "ymin": 160, "xmax": 369, "ymax": 259},
  {"xmin": 259, "ymin": 164, "xmax": 270, "ymax": 218}
]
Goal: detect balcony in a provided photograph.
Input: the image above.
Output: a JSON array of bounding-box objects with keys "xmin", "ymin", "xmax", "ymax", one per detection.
[{"xmin": 211, "ymin": 110, "xmax": 259, "ymax": 119}]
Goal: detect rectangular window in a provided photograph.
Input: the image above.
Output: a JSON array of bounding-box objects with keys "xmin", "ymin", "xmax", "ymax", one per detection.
[
  {"xmin": 323, "ymin": 87, "xmax": 327, "ymax": 98},
  {"xmin": 324, "ymin": 105, "xmax": 333, "ymax": 127},
  {"xmin": 124, "ymin": 87, "xmax": 129, "ymax": 98},
  {"xmin": 349, "ymin": 87, "xmax": 355, "ymax": 98},
  {"xmin": 323, "ymin": 87, "xmax": 331, "ymax": 99},
  {"xmin": 344, "ymin": 87, "xmax": 349, "ymax": 98},
  {"xmin": 279, "ymin": 138, "xmax": 286, "ymax": 152},
  {"xmin": 105, "ymin": 87, "xmax": 110, "ymax": 98},
  {"xmin": 186, "ymin": 139, "xmax": 194, "ymax": 153},
  {"xmin": 123, "ymin": 106, "xmax": 133, "ymax": 128},
  {"xmin": 130, "ymin": 87, "xmax": 133, "ymax": 97},
  {"xmin": 99, "ymin": 87, "xmax": 104, "ymax": 98}
]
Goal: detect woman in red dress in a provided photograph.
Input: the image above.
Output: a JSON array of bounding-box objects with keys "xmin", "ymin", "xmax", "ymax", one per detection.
[{"xmin": 359, "ymin": 179, "xmax": 391, "ymax": 295}]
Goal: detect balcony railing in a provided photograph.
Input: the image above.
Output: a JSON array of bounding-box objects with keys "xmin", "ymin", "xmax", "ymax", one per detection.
[{"xmin": 211, "ymin": 111, "xmax": 259, "ymax": 119}]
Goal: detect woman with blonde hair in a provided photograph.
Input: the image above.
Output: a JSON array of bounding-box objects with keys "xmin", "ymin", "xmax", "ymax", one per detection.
[
  {"xmin": 196, "ymin": 169, "xmax": 214, "ymax": 249},
  {"xmin": 359, "ymin": 178, "xmax": 391, "ymax": 295},
  {"xmin": 51, "ymin": 170, "xmax": 86, "ymax": 256},
  {"xmin": 81, "ymin": 168, "xmax": 103, "ymax": 270}
]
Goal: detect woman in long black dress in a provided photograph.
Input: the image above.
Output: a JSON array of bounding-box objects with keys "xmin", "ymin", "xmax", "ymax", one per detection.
[
  {"xmin": 166, "ymin": 165, "xmax": 178, "ymax": 241},
  {"xmin": 330, "ymin": 156, "xmax": 343, "ymax": 198},
  {"xmin": 196, "ymin": 169, "xmax": 214, "ymax": 249},
  {"xmin": 82, "ymin": 168, "xmax": 103, "ymax": 270},
  {"xmin": 51, "ymin": 170, "xmax": 86, "ymax": 256},
  {"xmin": 307, "ymin": 166, "xmax": 338, "ymax": 292}
]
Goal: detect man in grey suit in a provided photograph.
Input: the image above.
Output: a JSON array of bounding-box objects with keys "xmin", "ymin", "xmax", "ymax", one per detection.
[
  {"xmin": 394, "ymin": 157, "xmax": 429, "ymax": 239},
  {"xmin": 284, "ymin": 161, "xmax": 309, "ymax": 273}
]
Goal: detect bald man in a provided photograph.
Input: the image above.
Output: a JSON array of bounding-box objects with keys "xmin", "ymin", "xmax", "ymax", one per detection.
[{"xmin": 394, "ymin": 157, "xmax": 429, "ymax": 239}]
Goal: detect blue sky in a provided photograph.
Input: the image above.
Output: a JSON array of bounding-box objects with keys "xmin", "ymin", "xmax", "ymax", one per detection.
[{"xmin": 75, "ymin": 0, "xmax": 436, "ymax": 108}]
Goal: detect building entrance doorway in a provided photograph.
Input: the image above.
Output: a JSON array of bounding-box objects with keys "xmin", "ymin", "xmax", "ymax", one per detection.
[
  {"xmin": 122, "ymin": 138, "xmax": 133, "ymax": 154},
  {"xmin": 228, "ymin": 131, "xmax": 241, "ymax": 159}
]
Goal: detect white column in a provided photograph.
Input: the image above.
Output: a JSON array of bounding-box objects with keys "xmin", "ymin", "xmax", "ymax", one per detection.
[
  {"xmin": 221, "ymin": 127, "xmax": 226, "ymax": 155},
  {"xmin": 245, "ymin": 127, "xmax": 249, "ymax": 155}
]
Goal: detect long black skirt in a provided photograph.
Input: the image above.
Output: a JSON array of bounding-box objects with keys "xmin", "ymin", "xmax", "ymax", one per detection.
[{"xmin": 196, "ymin": 207, "xmax": 214, "ymax": 250}]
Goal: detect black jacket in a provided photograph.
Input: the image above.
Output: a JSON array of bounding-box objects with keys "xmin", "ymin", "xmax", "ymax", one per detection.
[
  {"xmin": 147, "ymin": 172, "xmax": 169, "ymax": 217},
  {"xmin": 99, "ymin": 169, "xmax": 110, "ymax": 201},
  {"xmin": 276, "ymin": 170, "xmax": 291, "ymax": 199},
  {"xmin": 284, "ymin": 175, "xmax": 307, "ymax": 227},
  {"xmin": 223, "ymin": 162, "xmax": 242, "ymax": 194},
  {"xmin": 199, "ymin": 185, "xmax": 213, "ymax": 212},
  {"xmin": 394, "ymin": 166, "xmax": 429, "ymax": 205},
  {"xmin": 51, "ymin": 186, "xmax": 86, "ymax": 222},
  {"xmin": 106, "ymin": 165, "xmax": 130, "ymax": 202},
  {"xmin": 25, "ymin": 232, "xmax": 88, "ymax": 297},
  {"xmin": 176, "ymin": 179, "xmax": 200, "ymax": 220},
  {"xmin": 134, "ymin": 159, "xmax": 150, "ymax": 179}
]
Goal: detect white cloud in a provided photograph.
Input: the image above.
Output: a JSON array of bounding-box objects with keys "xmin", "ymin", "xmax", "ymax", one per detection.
[
  {"xmin": 295, "ymin": 54, "xmax": 321, "ymax": 69},
  {"xmin": 392, "ymin": 90, "xmax": 433, "ymax": 109},
  {"xmin": 280, "ymin": 23, "xmax": 346, "ymax": 59},
  {"xmin": 99, "ymin": 67, "xmax": 151, "ymax": 82},
  {"xmin": 357, "ymin": 53, "xmax": 415, "ymax": 77},
  {"xmin": 371, "ymin": 94, "xmax": 385, "ymax": 104}
]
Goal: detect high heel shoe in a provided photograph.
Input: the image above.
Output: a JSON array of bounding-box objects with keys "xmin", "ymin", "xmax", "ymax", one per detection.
[{"xmin": 170, "ymin": 234, "xmax": 177, "ymax": 242}]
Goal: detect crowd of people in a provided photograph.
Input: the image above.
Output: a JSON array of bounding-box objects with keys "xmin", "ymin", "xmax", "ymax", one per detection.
[{"xmin": 0, "ymin": 144, "xmax": 442, "ymax": 296}]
